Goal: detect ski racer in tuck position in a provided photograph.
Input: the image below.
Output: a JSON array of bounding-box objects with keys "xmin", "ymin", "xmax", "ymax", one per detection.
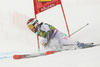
[{"xmin": 27, "ymin": 18, "xmax": 93, "ymax": 50}]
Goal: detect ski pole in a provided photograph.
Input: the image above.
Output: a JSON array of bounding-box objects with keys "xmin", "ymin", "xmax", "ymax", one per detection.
[{"xmin": 70, "ymin": 23, "xmax": 89, "ymax": 36}]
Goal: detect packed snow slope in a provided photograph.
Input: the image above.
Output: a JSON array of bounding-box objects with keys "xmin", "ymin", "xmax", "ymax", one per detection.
[
  {"xmin": 1, "ymin": 47, "xmax": 100, "ymax": 67},
  {"xmin": 0, "ymin": 0, "xmax": 100, "ymax": 67}
]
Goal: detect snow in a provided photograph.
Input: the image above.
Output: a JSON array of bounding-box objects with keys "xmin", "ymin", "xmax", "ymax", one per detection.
[{"xmin": 0, "ymin": 0, "xmax": 100, "ymax": 67}]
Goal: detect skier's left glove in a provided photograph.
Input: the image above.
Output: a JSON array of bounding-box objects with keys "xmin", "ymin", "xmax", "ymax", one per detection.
[{"xmin": 42, "ymin": 42, "xmax": 48, "ymax": 47}]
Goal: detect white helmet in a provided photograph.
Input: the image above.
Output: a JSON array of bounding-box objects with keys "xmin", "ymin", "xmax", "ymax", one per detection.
[{"xmin": 27, "ymin": 18, "xmax": 39, "ymax": 29}]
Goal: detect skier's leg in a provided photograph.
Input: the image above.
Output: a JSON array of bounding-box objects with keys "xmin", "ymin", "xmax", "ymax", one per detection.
[
  {"xmin": 58, "ymin": 33, "xmax": 78, "ymax": 49},
  {"xmin": 59, "ymin": 33, "xmax": 94, "ymax": 48},
  {"xmin": 48, "ymin": 38, "xmax": 62, "ymax": 50}
]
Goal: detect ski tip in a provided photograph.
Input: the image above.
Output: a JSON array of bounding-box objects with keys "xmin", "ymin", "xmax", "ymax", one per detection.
[
  {"xmin": 13, "ymin": 55, "xmax": 24, "ymax": 60},
  {"xmin": 46, "ymin": 51, "xmax": 56, "ymax": 55}
]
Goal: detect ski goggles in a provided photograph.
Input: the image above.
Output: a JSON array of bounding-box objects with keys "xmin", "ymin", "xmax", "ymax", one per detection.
[
  {"xmin": 28, "ymin": 24, "xmax": 34, "ymax": 29},
  {"xmin": 28, "ymin": 20, "xmax": 38, "ymax": 29}
]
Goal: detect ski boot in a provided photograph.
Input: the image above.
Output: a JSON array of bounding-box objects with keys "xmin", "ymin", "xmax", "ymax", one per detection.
[{"xmin": 77, "ymin": 42, "xmax": 94, "ymax": 48}]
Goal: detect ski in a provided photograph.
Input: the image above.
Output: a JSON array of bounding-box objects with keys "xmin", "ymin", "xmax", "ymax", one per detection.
[
  {"xmin": 13, "ymin": 51, "xmax": 57, "ymax": 60},
  {"xmin": 13, "ymin": 43, "xmax": 100, "ymax": 60}
]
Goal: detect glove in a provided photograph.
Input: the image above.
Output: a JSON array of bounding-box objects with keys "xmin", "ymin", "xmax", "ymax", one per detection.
[{"xmin": 42, "ymin": 42, "xmax": 48, "ymax": 47}]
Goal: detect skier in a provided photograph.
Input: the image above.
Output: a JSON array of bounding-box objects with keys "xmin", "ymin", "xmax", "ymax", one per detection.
[{"xmin": 27, "ymin": 18, "xmax": 93, "ymax": 50}]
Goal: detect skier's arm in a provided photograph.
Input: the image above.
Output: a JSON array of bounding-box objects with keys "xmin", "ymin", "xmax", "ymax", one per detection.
[
  {"xmin": 43, "ymin": 30, "xmax": 53, "ymax": 46},
  {"xmin": 47, "ymin": 30, "xmax": 53, "ymax": 43},
  {"xmin": 41, "ymin": 23, "xmax": 53, "ymax": 45}
]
